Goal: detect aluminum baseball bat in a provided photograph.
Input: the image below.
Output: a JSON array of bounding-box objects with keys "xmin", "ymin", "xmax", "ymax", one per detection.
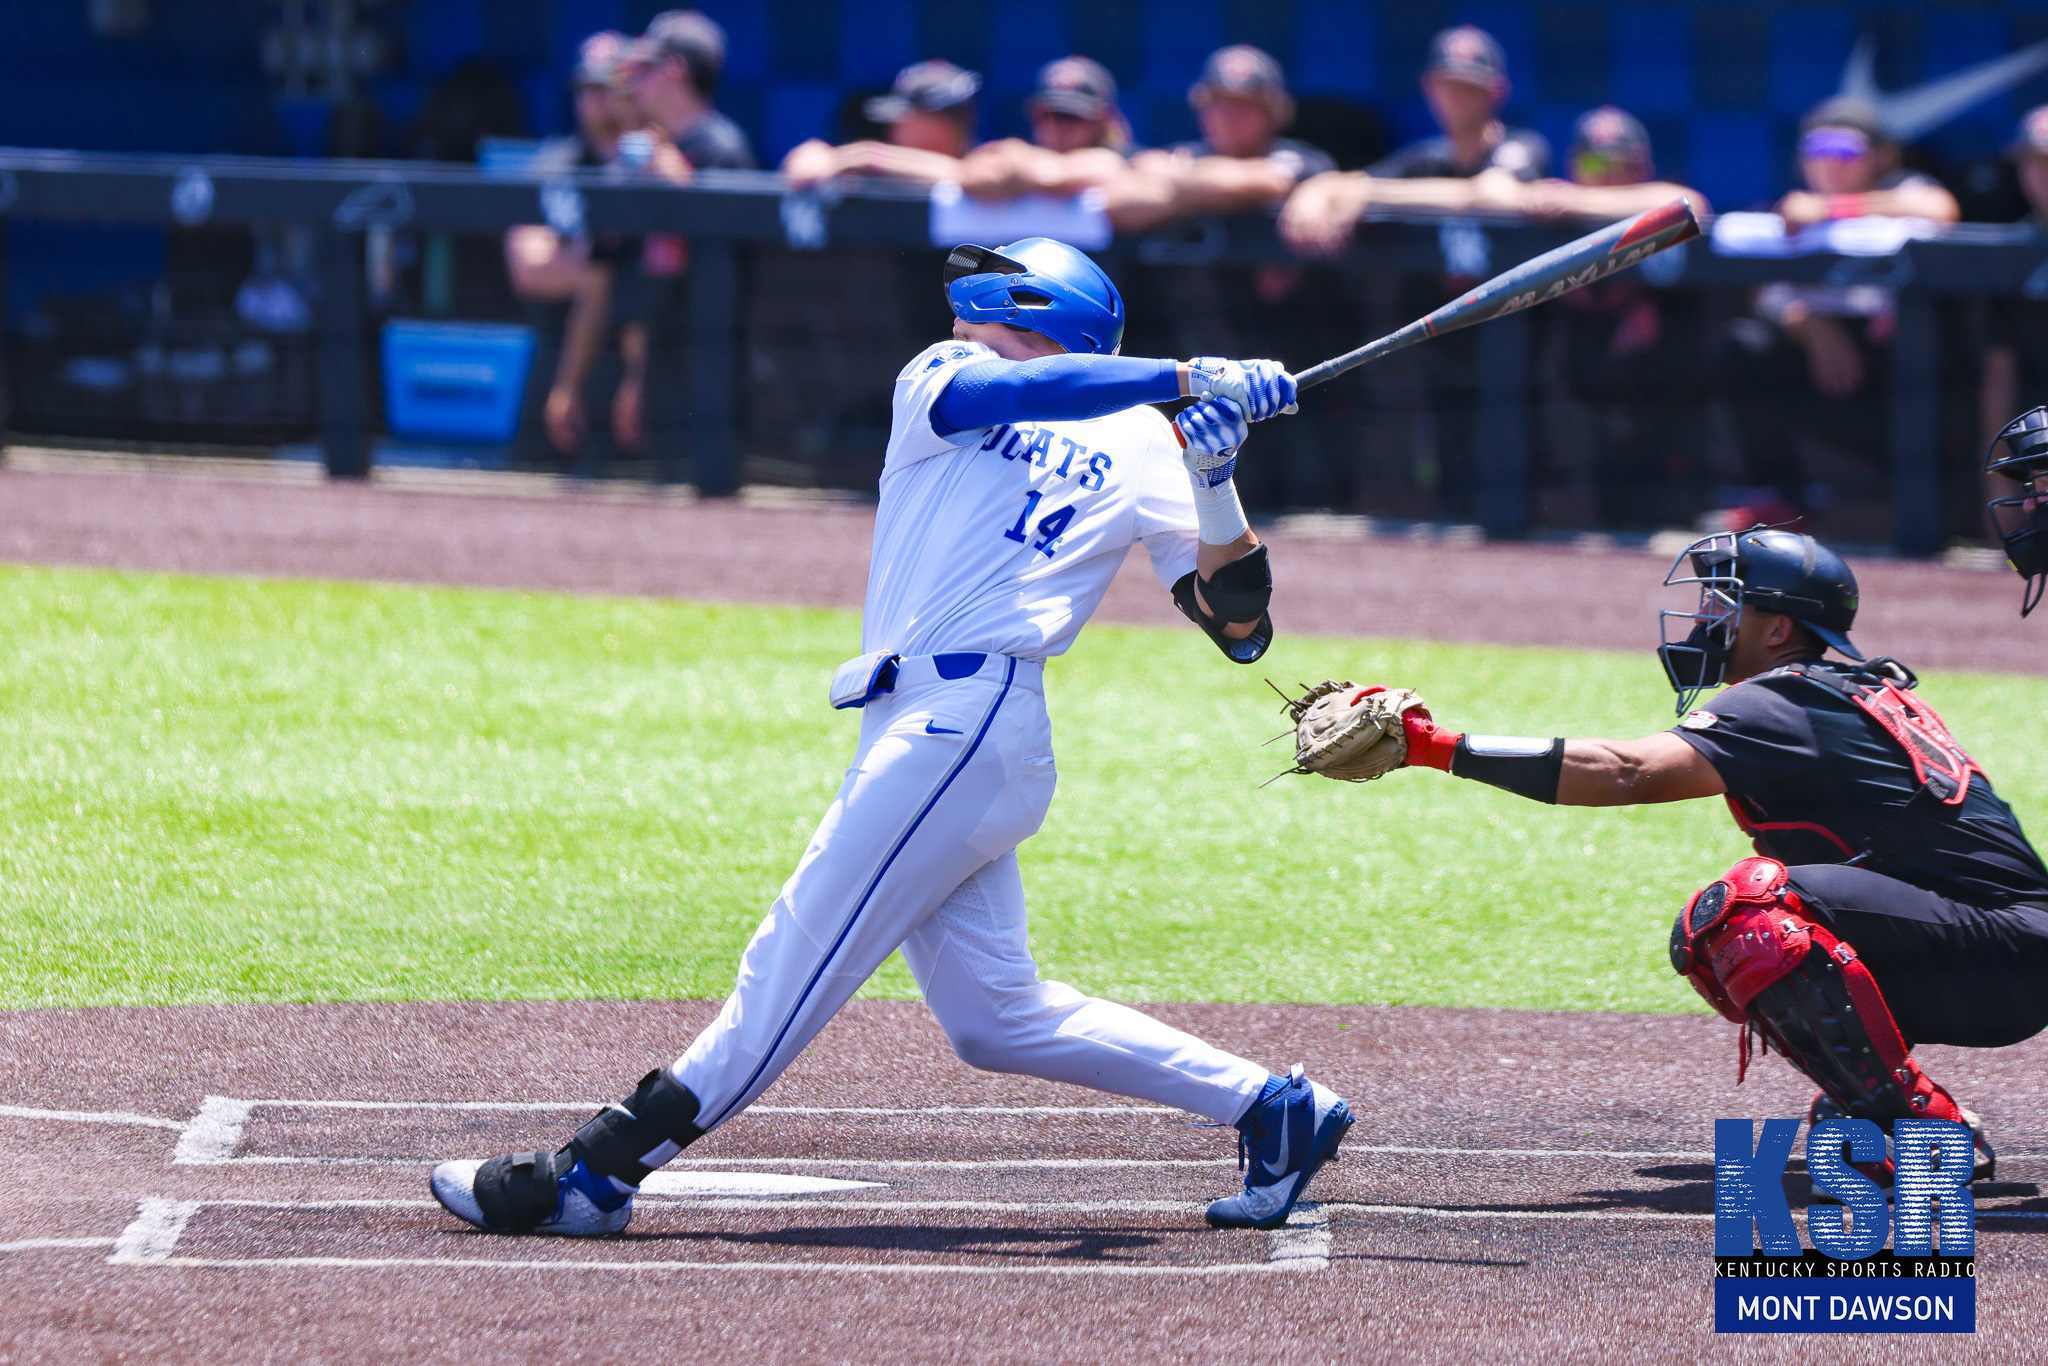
[{"xmin": 1293, "ymin": 196, "xmax": 1702, "ymax": 392}]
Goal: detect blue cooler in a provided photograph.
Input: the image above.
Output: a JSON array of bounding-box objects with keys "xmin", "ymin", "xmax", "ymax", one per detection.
[{"xmin": 381, "ymin": 320, "xmax": 536, "ymax": 445}]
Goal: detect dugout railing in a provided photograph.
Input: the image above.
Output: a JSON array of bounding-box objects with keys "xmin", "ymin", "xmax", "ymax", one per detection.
[{"xmin": 2, "ymin": 146, "xmax": 2045, "ymax": 555}]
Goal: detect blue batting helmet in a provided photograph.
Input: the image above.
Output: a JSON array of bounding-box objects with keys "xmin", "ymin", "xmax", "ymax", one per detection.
[{"xmin": 942, "ymin": 238, "xmax": 1125, "ymax": 355}]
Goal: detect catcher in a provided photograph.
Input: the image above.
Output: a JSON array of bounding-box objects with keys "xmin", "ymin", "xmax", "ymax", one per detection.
[{"xmin": 1284, "ymin": 527, "xmax": 2048, "ymax": 1182}]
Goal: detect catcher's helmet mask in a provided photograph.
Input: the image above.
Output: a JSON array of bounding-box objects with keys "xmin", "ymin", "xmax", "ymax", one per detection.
[
  {"xmin": 1658, "ymin": 527, "xmax": 1864, "ymax": 714},
  {"xmin": 1985, "ymin": 406, "xmax": 2048, "ymax": 616},
  {"xmin": 943, "ymin": 237, "xmax": 1126, "ymax": 356}
]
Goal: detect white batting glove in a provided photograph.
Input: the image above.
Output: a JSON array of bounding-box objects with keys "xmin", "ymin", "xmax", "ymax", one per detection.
[
  {"xmin": 1173, "ymin": 398, "xmax": 1253, "ymax": 545},
  {"xmin": 1174, "ymin": 397, "xmax": 1248, "ymax": 487},
  {"xmin": 1185, "ymin": 357, "xmax": 1299, "ymax": 421}
]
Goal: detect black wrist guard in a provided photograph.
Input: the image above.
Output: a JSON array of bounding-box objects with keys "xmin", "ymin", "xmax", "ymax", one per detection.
[
  {"xmin": 1448, "ymin": 736, "xmax": 1565, "ymax": 804},
  {"xmin": 1171, "ymin": 543, "xmax": 1273, "ymax": 664}
]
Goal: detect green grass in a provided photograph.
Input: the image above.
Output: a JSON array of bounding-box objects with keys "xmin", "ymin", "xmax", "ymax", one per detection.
[{"xmin": 4, "ymin": 564, "xmax": 2044, "ymax": 1014}]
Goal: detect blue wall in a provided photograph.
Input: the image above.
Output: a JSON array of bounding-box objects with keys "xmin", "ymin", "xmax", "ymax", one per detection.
[{"xmin": 6, "ymin": 0, "xmax": 2048, "ymax": 213}]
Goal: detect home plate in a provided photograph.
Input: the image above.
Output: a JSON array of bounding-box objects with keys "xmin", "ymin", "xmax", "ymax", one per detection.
[{"xmin": 638, "ymin": 1171, "xmax": 884, "ymax": 1199}]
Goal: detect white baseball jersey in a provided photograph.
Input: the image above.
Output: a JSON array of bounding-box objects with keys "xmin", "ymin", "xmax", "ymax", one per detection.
[
  {"xmin": 661, "ymin": 336, "xmax": 1268, "ymax": 1141},
  {"xmin": 861, "ymin": 341, "xmax": 1201, "ymax": 661}
]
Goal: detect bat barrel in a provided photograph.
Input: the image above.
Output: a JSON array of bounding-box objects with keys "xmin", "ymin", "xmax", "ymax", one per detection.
[{"xmin": 1293, "ymin": 197, "xmax": 1700, "ymax": 394}]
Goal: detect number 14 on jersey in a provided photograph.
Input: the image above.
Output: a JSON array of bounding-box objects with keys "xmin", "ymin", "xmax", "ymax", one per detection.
[{"xmin": 1003, "ymin": 491, "xmax": 1075, "ymax": 557}]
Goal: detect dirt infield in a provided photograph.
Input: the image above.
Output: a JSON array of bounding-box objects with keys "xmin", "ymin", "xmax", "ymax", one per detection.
[
  {"xmin": 4, "ymin": 999, "xmax": 2043, "ymax": 1363},
  {"xmin": 3, "ymin": 453, "xmax": 2044, "ymax": 1361},
  {"xmin": 0, "ymin": 453, "xmax": 2036, "ymax": 674}
]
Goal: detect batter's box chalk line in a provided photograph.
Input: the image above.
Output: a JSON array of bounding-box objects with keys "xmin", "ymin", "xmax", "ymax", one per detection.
[{"xmin": 104, "ymin": 1195, "xmax": 1334, "ymax": 1276}]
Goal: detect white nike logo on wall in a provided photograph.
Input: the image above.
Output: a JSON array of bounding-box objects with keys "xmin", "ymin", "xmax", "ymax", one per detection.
[{"xmin": 1839, "ymin": 34, "xmax": 2048, "ymax": 142}]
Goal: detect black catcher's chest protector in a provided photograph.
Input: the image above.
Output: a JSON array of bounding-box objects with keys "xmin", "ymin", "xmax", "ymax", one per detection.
[{"xmin": 1723, "ymin": 660, "xmax": 1983, "ymax": 865}]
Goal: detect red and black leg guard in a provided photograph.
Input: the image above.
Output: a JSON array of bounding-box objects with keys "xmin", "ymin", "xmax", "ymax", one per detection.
[{"xmin": 1668, "ymin": 856, "xmax": 1965, "ymax": 1127}]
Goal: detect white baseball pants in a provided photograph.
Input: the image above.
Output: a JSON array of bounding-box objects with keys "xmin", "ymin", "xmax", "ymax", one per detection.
[{"xmin": 669, "ymin": 652, "xmax": 1269, "ymax": 1132}]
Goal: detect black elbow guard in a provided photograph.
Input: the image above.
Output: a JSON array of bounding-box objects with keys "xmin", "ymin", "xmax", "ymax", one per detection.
[{"xmin": 1170, "ymin": 543, "xmax": 1274, "ymax": 664}]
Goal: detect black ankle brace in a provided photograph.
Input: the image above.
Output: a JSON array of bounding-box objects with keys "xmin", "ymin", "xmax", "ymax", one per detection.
[{"xmin": 564, "ymin": 1069, "xmax": 705, "ymax": 1187}]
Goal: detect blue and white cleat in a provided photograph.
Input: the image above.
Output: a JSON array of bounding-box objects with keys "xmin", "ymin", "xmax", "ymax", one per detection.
[
  {"xmin": 1205, "ymin": 1064, "xmax": 1353, "ymax": 1230},
  {"xmin": 430, "ymin": 1151, "xmax": 634, "ymax": 1236}
]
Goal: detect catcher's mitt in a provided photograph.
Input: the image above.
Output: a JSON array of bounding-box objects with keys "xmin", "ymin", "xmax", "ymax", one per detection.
[{"xmin": 1276, "ymin": 681, "xmax": 1431, "ymax": 783}]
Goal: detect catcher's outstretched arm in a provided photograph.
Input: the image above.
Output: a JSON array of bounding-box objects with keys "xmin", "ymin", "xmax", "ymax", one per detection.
[
  {"xmin": 1407, "ymin": 712, "xmax": 1724, "ymax": 806},
  {"xmin": 1280, "ymin": 681, "xmax": 1725, "ymax": 802},
  {"xmin": 1556, "ymin": 734, "xmax": 1725, "ymax": 806}
]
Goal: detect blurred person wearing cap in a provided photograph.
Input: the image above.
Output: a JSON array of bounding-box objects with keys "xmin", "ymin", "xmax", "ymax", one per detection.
[
  {"xmin": 624, "ymin": 8, "xmax": 755, "ymax": 175},
  {"xmin": 1533, "ymin": 109, "xmax": 1715, "ymax": 529},
  {"xmin": 1712, "ymin": 96, "xmax": 1957, "ymax": 530},
  {"xmin": 507, "ymin": 32, "xmax": 629, "ymax": 306},
  {"xmin": 1979, "ymin": 104, "xmax": 2048, "ymax": 535},
  {"xmin": 783, "ymin": 60, "xmax": 983, "ymax": 187},
  {"xmin": 573, "ymin": 10, "xmax": 755, "ymax": 479},
  {"xmin": 1285, "ymin": 25, "xmax": 1547, "ymax": 524},
  {"xmin": 503, "ymin": 31, "xmax": 640, "ymax": 467},
  {"xmin": 1127, "ymin": 46, "xmax": 1361, "ymax": 510},
  {"xmin": 1282, "ymin": 105, "xmax": 1714, "ymax": 527},
  {"xmin": 1281, "ymin": 25, "xmax": 1548, "ymax": 256},
  {"xmin": 1774, "ymin": 97, "xmax": 1958, "ymax": 229},
  {"xmin": 951, "ymin": 57, "xmax": 1139, "ymax": 202},
  {"xmin": 1123, "ymin": 45, "xmax": 1334, "ymax": 223}
]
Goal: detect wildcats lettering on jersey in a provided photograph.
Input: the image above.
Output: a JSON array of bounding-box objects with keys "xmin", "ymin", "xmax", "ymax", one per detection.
[{"xmin": 979, "ymin": 423, "xmax": 1114, "ymax": 491}]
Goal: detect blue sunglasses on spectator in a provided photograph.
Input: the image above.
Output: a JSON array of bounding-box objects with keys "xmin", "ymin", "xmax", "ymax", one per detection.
[{"xmin": 1800, "ymin": 128, "xmax": 1871, "ymax": 160}]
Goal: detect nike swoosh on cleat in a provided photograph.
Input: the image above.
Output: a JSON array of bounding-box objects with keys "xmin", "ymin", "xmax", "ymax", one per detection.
[
  {"xmin": 925, "ymin": 720, "xmax": 962, "ymax": 735},
  {"xmin": 1264, "ymin": 1105, "xmax": 1292, "ymax": 1180}
]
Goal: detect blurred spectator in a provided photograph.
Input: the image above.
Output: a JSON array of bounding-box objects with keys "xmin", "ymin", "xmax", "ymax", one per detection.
[
  {"xmin": 1285, "ymin": 25, "xmax": 1547, "ymax": 522},
  {"xmin": 1533, "ymin": 108, "xmax": 1713, "ymax": 528},
  {"xmin": 1714, "ymin": 97, "xmax": 1960, "ymax": 527},
  {"xmin": 506, "ymin": 31, "xmax": 627, "ymax": 306},
  {"xmin": 625, "ymin": 9, "xmax": 755, "ymax": 175},
  {"xmin": 1520, "ymin": 106, "xmax": 1711, "ymax": 220},
  {"xmin": 1774, "ymin": 97, "xmax": 1960, "ymax": 228},
  {"xmin": 1281, "ymin": 25, "xmax": 1546, "ymax": 253},
  {"xmin": 1280, "ymin": 100, "xmax": 1704, "ymax": 248},
  {"xmin": 506, "ymin": 31, "xmax": 630, "ymax": 468},
  {"xmin": 604, "ymin": 10, "xmax": 756, "ymax": 468},
  {"xmin": 1123, "ymin": 45, "xmax": 1334, "ymax": 228},
  {"xmin": 1980, "ymin": 105, "xmax": 2048, "ymax": 522},
  {"xmin": 1132, "ymin": 45, "xmax": 1354, "ymax": 509},
  {"xmin": 951, "ymin": 57, "xmax": 1135, "ymax": 200},
  {"xmin": 510, "ymin": 11, "xmax": 754, "ymax": 475},
  {"xmin": 782, "ymin": 60, "xmax": 981, "ymax": 187}
]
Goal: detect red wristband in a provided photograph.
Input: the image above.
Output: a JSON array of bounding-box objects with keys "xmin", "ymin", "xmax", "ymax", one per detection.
[{"xmin": 1402, "ymin": 709, "xmax": 1462, "ymax": 771}]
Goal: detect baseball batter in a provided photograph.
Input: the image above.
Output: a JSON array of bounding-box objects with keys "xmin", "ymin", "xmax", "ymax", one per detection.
[{"xmin": 430, "ymin": 237, "xmax": 1352, "ymax": 1236}]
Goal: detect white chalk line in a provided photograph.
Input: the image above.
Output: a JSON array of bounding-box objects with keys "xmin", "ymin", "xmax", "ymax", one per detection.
[
  {"xmin": 196, "ymin": 1154, "xmax": 1239, "ymax": 1170},
  {"xmin": 172, "ymin": 1097, "xmax": 254, "ymax": 1165},
  {"xmin": 0, "ymin": 1237, "xmax": 117, "ymax": 1254},
  {"xmin": 132, "ymin": 1255, "xmax": 1314, "ymax": 1277},
  {"xmin": 107, "ymin": 1194, "xmax": 2048, "ymax": 1224},
  {"xmin": 222, "ymin": 1098, "xmax": 1177, "ymax": 1117},
  {"xmin": 0, "ymin": 1104, "xmax": 184, "ymax": 1131},
  {"xmin": 1267, "ymin": 1203, "xmax": 1330, "ymax": 1270},
  {"xmin": 109, "ymin": 1198, "xmax": 198, "ymax": 1265},
  {"xmin": 138, "ymin": 1196, "xmax": 1212, "ymax": 1215}
]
